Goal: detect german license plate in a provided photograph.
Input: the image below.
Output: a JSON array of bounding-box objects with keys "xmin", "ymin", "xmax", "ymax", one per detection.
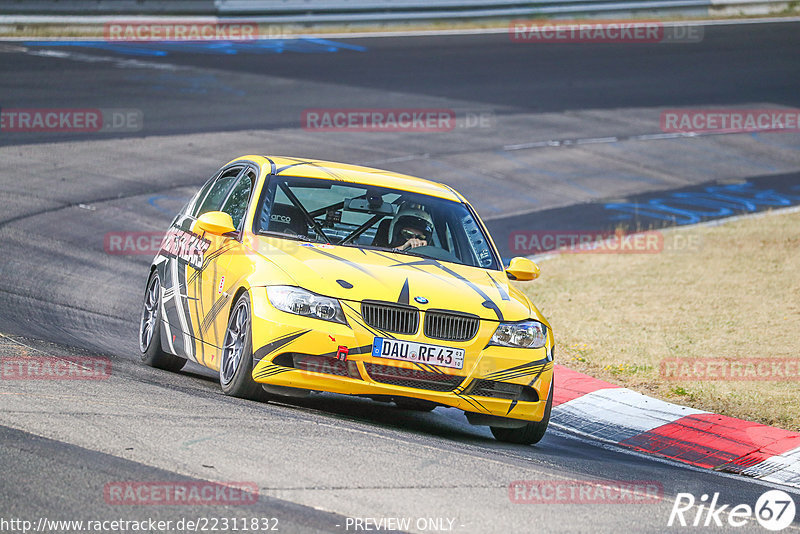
[{"xmin": 371, "ymin": 337, "xmax": 464, "ymax": 370}]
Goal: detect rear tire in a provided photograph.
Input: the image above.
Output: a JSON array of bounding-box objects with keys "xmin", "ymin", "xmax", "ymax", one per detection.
[
  {"xmin": 219, "ymin": 292, "xmax": 267, "ymax": 401},
  {"xmin": 139, "ymin": 271, "xmax": 186, "ymax": 372},
  {"xmin": 490, "ymin": 383, "xmax": 552, "ymax": 445}
]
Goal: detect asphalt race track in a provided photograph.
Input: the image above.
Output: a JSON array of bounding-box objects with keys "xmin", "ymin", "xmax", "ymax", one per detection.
[{"xmin": 1, "ymin": 21, "xmax": 799, "ymax": 533}]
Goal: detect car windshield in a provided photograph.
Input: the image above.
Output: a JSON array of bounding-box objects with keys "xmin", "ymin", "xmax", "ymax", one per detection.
[{"xmin": 254, "ymin": 175, "xmax": 500, "ymax": 270}]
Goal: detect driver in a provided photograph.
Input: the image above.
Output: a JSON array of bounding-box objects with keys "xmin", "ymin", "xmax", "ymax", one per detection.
[{"xmin": 389, "ymin": 204, "xmax": 434, "ymax": 251}]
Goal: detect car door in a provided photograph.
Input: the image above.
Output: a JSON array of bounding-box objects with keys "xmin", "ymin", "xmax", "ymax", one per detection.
[
  {"xmin": 159, "ymin": 164, "xmax": 243, "ymax": 363},
  {"xmin": 192, "ymin": 165, "xmax": 258, "ymax": 369}
]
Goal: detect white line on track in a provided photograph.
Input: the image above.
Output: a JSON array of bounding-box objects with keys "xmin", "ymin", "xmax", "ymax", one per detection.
[
  {"xmin": 23, "ymin": 47, "xmax": 183, "ymax": 71},
  {"xmin": 366, "ymin": 127, "xmax": 777, "ymax": 166},
  {"xmin": 0, "ymin": 16, "xmax": 799, "ymax": 40},
  {"xmin": 505, "ymin": 131, "xmax": 701, "ymax": 151},
  {"xmin": 299, "ymin": 16, "xmax": 800, "ymax": 39}
]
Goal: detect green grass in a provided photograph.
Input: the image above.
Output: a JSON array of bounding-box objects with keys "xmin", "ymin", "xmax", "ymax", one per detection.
[{"xmin": 520, "ymin": 208, "xmax": 800, "ymax": 431}]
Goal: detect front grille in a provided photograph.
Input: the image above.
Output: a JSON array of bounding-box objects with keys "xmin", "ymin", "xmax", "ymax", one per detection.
[
  {"xmin": 424, "ymin": 310, "xmax": 480, "ymax": 342},
  {"xmin": 364, "ymin": 362, "xmax": 464, "ymax": 392},
  {"xmin": 468, "ymin": 379, "xmax": 539, "ymax": 401},
  {"xmin": 361, "ymin": 301, "xmax": 419, "ymax": 335}
]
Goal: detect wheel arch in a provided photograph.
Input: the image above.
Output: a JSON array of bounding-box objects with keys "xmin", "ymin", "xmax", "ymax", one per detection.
[{"xmin": 230, "ymin": 285, "xmax": 250, "ymax": 316}]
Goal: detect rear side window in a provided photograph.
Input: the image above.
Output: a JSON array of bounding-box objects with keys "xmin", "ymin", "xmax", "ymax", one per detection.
[
  {"xmin": 194, "ymin": 166, "xmax": 242, "ymax": 217},
  {"xmin": 221, "ymin": 168, "xmax": 256, "ymax": 229}
]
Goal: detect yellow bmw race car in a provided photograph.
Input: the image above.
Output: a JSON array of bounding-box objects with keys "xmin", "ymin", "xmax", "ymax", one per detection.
[{"xmin": 139, "ymin": 156, "xmax": 554, "ymax": 444}]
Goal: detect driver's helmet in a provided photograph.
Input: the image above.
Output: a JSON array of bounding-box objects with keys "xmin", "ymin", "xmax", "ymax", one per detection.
[{"xmin": 389, "ymin": 203, "xmax": 434, "ymax": 247}]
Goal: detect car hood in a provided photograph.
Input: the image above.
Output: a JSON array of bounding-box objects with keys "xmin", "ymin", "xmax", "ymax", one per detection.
[{"xmin": 247, "ymin": 236, "xmax": 532, "ymax": 322}]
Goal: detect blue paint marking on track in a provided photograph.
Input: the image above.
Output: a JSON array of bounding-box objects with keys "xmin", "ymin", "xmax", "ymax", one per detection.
[
  {"xmin": 485, "ymin": 173, "xmax": 800, "ymax": 258},
  {"xmin": 604, "ymin": 182, "xmax": 800, "ymax": 225},
  {"xmin": 148, "ymin": 195, "xmax": 190, "ymax": 216},
  {"xmin": 23, "ymin": 39, "xmax": 367, "ymax": 56}
]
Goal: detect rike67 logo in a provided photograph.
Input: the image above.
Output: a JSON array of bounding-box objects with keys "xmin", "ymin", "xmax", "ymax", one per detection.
[{"xmin": 668, "ymin": 490, "xmax": 796, "ymax": 531}]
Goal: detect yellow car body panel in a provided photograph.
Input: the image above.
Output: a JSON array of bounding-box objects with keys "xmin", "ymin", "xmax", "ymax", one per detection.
[{"xmin": 153, "ymin": 155, "xmax": 554, "ymax": 423}]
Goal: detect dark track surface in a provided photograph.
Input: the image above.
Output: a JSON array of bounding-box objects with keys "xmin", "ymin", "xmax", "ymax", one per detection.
[
  {"xmin": 0, "ymin": 424, "xmax": 349, "ymax": 533},
  {"xmin": 2, "ymin": 22, "xmax": 799, "ymax": 144},
  {"xmin": 1, "ymin": 21, "xmax": 799, "ymax": 533}
]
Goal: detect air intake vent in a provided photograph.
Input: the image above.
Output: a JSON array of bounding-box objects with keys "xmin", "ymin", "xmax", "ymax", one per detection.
[
  {"xmin": 361, "ymin": 301, "xmax": 419, "ymax": 335},
  {"xmin": 467, "ymin": 379, "xmax": 539, "ymax": 401},
  {"xmin": 364, "ymin": 363, "xmax": 464, "ymax": 392},
  {"xmin": 424, "ymin": 310, "xmax": 479, "ymax": 342}
]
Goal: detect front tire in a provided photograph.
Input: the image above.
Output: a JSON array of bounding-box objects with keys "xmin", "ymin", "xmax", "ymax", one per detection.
[
  {"xmin": 220, "ymin": 291, "xmax": 266, "ymax": 401},
  {"xmin": 139, "ymin": 271, "xmax": 186, "ymax": 372},
  {"xmin": 490, "ymin": 383, "xmax": 552, "ymax": 445}
]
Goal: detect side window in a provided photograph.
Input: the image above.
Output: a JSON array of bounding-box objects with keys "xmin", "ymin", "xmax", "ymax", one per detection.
[
  {"xmin": 185, "ymin": 177, "xmax": 216, "ymax": 216},
  {"xmin": 194, "ymin": 167, "xmax": 242, "ymax": 218},
  {"xmin": 220, "ymin": 168, "xmax": 256, "ymax": 230}
]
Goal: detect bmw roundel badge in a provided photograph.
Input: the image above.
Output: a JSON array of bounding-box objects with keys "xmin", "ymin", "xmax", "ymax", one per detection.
[{"xmin": 414, "ymin": 296, "xmax": 429, "ymax": 304}]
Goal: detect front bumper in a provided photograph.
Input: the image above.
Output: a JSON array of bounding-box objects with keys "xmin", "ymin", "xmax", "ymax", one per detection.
[{"xmin": 249, "ymin": 291, "xmax": 554, "ymax": 422}]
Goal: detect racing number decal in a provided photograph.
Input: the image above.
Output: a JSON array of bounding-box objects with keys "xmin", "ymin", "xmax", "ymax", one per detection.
[
  {"xmin": 159, "ymin": 227, "xmax": 211, "ymax": 270},
  {"xmin": 158, "ymin": 218, "xmax": 209, "ymax": 360}
]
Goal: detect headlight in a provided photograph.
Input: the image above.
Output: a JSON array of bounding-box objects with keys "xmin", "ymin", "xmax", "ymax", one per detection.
[
  {"xmin": 266, "ymin": 286, "xmax": 347, "ymax": 325},
  {"xmin": 490, "ymin": 320, "xmax": 547, "ymax": 349}
]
